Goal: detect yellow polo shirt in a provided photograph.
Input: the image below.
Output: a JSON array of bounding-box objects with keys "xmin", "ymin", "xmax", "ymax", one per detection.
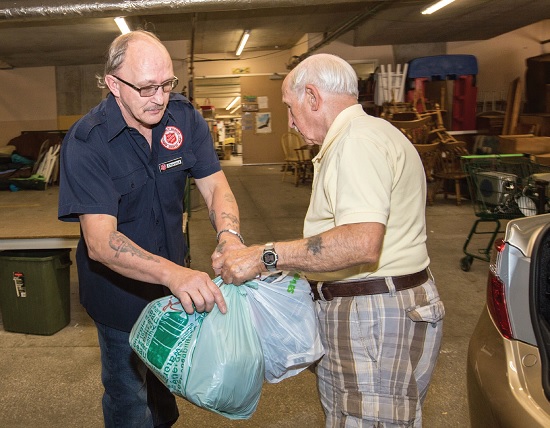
[{"xmin": 303, "ymin": 104, "xmax": 430, "ymax": 281}]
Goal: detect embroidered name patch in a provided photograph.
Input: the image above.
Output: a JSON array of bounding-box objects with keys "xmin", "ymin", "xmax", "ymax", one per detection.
[
  {"xmin": 159, "ymin": 157, "xmax": 182, "ymax": 173},
  {"xmin": 161, "ymin": 126, "xmax": 184, "ymax": 150}
]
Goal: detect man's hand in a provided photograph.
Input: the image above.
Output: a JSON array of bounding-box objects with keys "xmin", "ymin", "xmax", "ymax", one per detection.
[
  {"xmin": 213, "ymin": 245, "xmax": 264, "ymax": 285},
  {"xmin": 211, "ymin": 233, "xmax": 246, "ymax": 276},
  {"xmin": 166, "ymin": 268, "xmax": 227, "ymax": 315}
]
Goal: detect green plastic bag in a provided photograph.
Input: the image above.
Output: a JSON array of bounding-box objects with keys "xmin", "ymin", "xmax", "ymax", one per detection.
[
  {"xmin": 129, "ymin": 280, "xmax": 264, "ymax": 420},
  {"xmin": 184, "ymin": 280, "xmax": 264, "ymax": 419},
  {"xmin": 129, "ymin": 296, "xmax": 206, "ymax": 392}
]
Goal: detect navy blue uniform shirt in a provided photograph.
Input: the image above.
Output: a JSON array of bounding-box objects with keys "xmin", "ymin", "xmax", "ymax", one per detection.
[{"xmin": 58, "ymin": 93, "xmax": 221, "ymax": 331}]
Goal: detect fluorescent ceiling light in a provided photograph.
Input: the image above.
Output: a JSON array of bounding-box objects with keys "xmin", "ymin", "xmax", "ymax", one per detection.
[
  {"xmin": 230, "ymin": 105, "xmax": 241, "ymax": 114},
  {"xmin": 115, "ymin": 17, "xmax": 131, "ymax": 34},
  {"xmin": 235, "ymin": 30, "xmax": 250, "ymax": 56},
  {"xmin": 421, "ymin": 0, "xmax": 455, "ymax": 15},
  {"xmin": 226, "ymin": 96, "xmax": 241, "ymax": 110}
]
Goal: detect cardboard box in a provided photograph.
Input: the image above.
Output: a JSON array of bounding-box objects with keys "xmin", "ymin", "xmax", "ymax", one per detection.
[
  {"xmin": 498, "ymin": 135, "xmax": 550, "ymax": 155},
  {"xmin": 534, "ymin": 153, "xmax": 550, "ymax": 166}
]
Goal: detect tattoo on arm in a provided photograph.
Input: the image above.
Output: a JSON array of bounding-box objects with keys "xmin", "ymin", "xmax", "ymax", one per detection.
[
  {"xmin": 209, "ymin": 210, "xmax": 216, "ymax": 229},
  {"xmin": 221, "ymin": 212, "xmax": 239, "ymax": 226},
  {"xmin": 224, "ymin": 193, "xmax": 236, "ymax": 203},
  {"xmin": 109, "ymin": 231, "xmax": 158, "ymax": 262},
  {"xmin": 215, "ymin": 241, "xmax": 226, "ymax": 253},
  {"xmin": 306, "ymin": 235, "xmax": 323, "ymax": 256}
]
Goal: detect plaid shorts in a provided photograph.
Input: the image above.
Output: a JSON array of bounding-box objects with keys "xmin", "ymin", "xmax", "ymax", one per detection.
[{"xmin": 315, "ymin": 273, "xmax": 444, "ymax": 427}]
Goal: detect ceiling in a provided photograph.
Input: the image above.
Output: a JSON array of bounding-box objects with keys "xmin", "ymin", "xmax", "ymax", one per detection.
[
  {"xmin": 1, "ymin": 0, "xmax": 549, "ymax": 113},
  {"xmin": 0, "ymin": 0, "xmax": 549, "ymax": 70}
]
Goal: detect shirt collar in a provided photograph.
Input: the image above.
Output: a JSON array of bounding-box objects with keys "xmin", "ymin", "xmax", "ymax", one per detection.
[
  {"xmin": 313, "ymin": 104, "xmax": 364, "ymax": 162},
  {"xmin": 104, "ymin": 92, "xmax": 173, "ymax": 142}
]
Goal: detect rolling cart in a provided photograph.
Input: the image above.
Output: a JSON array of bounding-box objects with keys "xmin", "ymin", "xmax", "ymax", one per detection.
[{"xmin": 460, "ymin": 154, "xmax": 550, "ymax": 271}]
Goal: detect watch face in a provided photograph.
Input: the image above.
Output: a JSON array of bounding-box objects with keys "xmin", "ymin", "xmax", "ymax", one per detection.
[{"xmin": 263, "ymin": 250, "xmax": 277, "ymax": 265}]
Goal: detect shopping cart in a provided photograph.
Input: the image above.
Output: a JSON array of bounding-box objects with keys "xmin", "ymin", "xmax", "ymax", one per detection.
[{"xmin": 460, "ymin": 154, "xmax": 550, "ymax": 271}]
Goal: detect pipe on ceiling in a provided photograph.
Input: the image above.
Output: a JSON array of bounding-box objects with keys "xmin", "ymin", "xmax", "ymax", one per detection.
[
  {"xmin": 0, "ymin": 0, "xmax": 370, "ymax": 21},
  {"xmin": 299, "ymin": 0, "xmax": 398, "ymax": 60}
]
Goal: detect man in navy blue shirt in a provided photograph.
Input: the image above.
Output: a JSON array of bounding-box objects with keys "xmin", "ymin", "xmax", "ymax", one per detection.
[{"xmin": 59, "ymin": 30, "xmax": 243, "ymax": 427}]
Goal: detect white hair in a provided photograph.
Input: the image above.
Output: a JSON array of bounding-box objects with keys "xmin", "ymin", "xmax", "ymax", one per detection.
[{"xmin": 287, "ymin": 53, "xmax": 359, "ymax": 100}]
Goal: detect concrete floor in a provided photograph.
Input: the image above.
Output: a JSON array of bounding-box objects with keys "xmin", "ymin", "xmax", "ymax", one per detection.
[{"xmin": 0, "ymin": 159, "xmax": 492, "ymax": 427}]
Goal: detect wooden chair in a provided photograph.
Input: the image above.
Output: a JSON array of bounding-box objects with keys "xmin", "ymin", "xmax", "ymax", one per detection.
[
  {"xmin": 433, "ymin": 141, "xmax": 470, "ymax": 205},
  {"xmin": 281, "ymin": 131, "xmax": 304, "ymax": 185},
  {"xmin": 413, "ymin": 141, "xmax": 440, "ymax": 205},
  {"xmin": 418, "ymin": 105, "xmax": 458, "ymax": 144},
  {"xmin": 389, "ymin": 115, "xmax": 432, "ymax": 145},
  {"xmin": 390, "ymin": 111, "xmax": 418, "ymax": 121},
  {"xmin": 295, "ymin": 145, "xmax": 316, "ymax": 185}
]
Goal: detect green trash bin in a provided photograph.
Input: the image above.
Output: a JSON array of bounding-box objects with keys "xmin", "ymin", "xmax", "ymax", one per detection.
[{"xmin": 0, "ymin": 249, "xmax": 71, "ymax": 335}]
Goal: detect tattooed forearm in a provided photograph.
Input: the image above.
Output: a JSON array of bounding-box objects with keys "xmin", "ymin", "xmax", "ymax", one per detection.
[
  {"xmin": 209, "ymin": 210, "xmax": 216, "ymax": 229},
  {"xmin": 221, "ymin": 212, "xmax": 239, "ymax": 226},
  {"xmin": 224, "ymin": 193, "xmax": 236, "ymax": 203},
  {"xmin": 109, "ymin": 231, "xmax": 159, "ymax": 262},
  {"xmin": 306, "ymin": 235, "xmax": 323, "ymax": 256}
]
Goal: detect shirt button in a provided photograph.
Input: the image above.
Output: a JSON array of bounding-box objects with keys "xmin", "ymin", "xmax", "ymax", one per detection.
[
  {"xmin": 155, "ymin": 220, "xmax": 160, "ymax": 225},
  {"xmin": 142, "ymin": 143, "xmax": 148, "ymax": 149}
]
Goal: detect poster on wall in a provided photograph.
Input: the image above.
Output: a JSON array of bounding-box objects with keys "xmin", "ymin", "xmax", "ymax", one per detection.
[
  {"xmin": 255, "ymin": 112, "xmax": 271, "ymax": 134},
  {"xmin": 242, "ymin": 95, "xmax": 259, "ymax": 112},
  {"xmin": 258, "ymin": 96, "xmax": 269, "ymax": 109},
  {"xmin": 242, "ymin": 112, "xmax": 254, "ymax": 131}
]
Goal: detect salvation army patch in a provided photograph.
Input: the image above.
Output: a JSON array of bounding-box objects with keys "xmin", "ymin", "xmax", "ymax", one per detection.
[{"xmin": 161, "ymin": 126, "xmax": 184, "ymax": 150}]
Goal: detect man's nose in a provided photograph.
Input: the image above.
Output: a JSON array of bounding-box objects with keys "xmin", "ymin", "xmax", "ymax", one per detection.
[{"xmin": 151, "ymin": 86, "xmax": 165, "ymax": 103}]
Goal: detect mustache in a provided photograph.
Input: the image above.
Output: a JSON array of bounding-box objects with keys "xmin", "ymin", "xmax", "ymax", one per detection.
[{"xmin": 144, "ymin": 104, "xmax": 165, "ymax": 111}]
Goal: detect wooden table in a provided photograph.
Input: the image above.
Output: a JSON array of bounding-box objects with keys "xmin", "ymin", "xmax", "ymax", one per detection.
[
  {"xmin": 0, "ymin": 235, "xmax": 79, "ymax": 251},
  {"xmin": 0, "ymin": 187, "xmax": 80, "ymax": 251}
]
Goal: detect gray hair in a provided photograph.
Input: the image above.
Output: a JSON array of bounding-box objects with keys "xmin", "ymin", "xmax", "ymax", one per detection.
[
  {"xmin": 287, "ymin": 54, "xmax": 359, "ymax": 100},
  {"xmin": 96, "ymin": 30, "xmax": 162, "ymax": 89}
]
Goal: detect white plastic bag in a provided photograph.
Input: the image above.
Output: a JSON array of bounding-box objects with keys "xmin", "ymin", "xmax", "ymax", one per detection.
[{"xmin": 244, "ymin": 271, "xmax": 325, "ymax": 383}]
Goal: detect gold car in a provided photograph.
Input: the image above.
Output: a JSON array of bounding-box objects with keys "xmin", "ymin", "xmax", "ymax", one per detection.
[{"xmin": 467, "ymin": 214, "xmax": 550, "ymax": 426}]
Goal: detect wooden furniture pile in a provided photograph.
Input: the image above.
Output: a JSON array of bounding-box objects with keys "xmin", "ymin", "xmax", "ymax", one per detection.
[{"xmin": 388, "ymin": 105, "xmax": 469, "ymax": 205}]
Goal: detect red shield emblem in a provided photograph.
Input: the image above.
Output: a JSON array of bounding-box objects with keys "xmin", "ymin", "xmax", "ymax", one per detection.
[{"xmin": 161, "ymin": 126, "xmax": 183, "ymax": 150}]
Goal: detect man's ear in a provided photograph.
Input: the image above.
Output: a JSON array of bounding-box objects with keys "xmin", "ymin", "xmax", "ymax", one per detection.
[
  {"xmin": 105, "ymin": 75, "xmax": 120, "ymax": 96},
  {"xmin": 305, "ymin": 85, "xmax": 320, "ymax": 111}
]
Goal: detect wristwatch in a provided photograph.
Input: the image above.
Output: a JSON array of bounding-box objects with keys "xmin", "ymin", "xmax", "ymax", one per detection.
[{"xmin": 261, "ymin": 242, "xmax": 279, "ymax": 272}]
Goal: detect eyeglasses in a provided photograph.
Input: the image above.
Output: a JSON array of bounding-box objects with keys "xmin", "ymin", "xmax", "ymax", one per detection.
[{"xmin": 111, "ymin": 75, "xmax": 179, "ymax": 97}]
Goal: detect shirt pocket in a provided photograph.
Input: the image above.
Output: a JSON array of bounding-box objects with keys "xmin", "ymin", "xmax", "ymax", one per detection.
[{"xmin": 112, "ymin": 166, "xmax": 148, "ymax": 224}]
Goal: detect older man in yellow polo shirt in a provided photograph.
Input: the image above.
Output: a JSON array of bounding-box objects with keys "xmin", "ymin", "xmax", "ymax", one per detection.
[{"xmin": 214, "ymin": 53, "xmax": 444, "ymax": 427}]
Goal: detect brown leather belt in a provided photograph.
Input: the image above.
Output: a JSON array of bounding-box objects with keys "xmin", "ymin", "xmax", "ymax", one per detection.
[{"xmin": 308, "ymin": 269, "xmax": 429, "ymax": 301}]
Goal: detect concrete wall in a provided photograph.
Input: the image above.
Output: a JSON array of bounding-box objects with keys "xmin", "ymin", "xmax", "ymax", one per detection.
[
  {"xmin": 2, "ymin": 20, "xmax": 550, "ymax": 148},
  {"xmin": 56, "ymin": 64, "xmax": 104, "ymax": 130},
  {"xmin": 448, "ymin": 19, "xmax": 550, "ymax": 104},
  {"xmin": 0, "ymin": 67, "xmax": 57, "ymax": 144}
]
